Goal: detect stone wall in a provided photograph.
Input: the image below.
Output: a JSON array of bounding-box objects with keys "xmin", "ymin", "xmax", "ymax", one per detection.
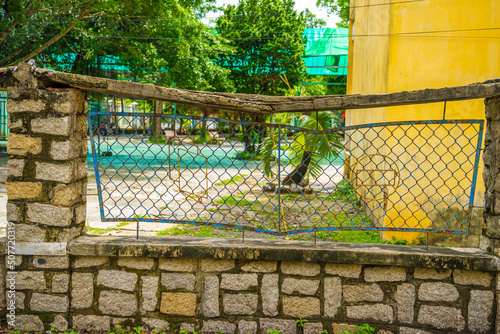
[
  {"xmin": 1, "ymin": 249, "xmax": 498, "ymax": 334},
  {"xmin": 2, "ymin": 64, "xmax": 500, "ymax": 334}
]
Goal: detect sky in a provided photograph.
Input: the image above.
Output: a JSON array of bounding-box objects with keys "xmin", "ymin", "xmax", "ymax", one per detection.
[{"xmin": 208, "ymin": 0, "xmax": 341, "ymax": 27}]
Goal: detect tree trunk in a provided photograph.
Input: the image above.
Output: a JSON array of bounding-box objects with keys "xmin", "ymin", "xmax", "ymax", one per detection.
[{"xmin": 153, "ymin": 101, "xmax": 162, "ymax": 137}]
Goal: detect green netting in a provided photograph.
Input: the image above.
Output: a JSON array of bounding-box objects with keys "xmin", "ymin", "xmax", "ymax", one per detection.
[
  {"xmin": 304, "ymin": 28, "xmax": 348, "ymax": 76},
  {"xmin": 0, "ymin": 90, "xmax": 8, "ymax": 138}
]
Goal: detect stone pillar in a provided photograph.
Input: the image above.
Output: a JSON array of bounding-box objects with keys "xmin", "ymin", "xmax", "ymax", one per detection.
[
  {"xmin": 481, "ymin": 95, "xmax": 500, "ymax": 255},
  {"xmin": 5, "ymin": 64, "xmax": 87, "ymax": 330}
]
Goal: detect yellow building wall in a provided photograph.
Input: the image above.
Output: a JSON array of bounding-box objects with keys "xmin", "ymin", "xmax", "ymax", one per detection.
[{"xmin": 347, "ymin": 0, "xmax": 499, "ymax": 246}]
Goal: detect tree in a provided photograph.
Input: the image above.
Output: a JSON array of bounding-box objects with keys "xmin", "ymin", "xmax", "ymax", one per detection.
[
  {"xmin": 215, "ymin": 0, "xmax": 311, "ymax": 153},
  {"xmin": 316, "ymin": 0, "xmax": 350, "ymax": 28},
  {"xmin": 0, "ymin": 0, "xmax": 234, "ymax": 92}
]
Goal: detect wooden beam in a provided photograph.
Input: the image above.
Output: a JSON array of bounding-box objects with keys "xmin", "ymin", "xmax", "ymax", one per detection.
[{"xmin": 2, "ymin": 67, "xmax": 500, "ymax": 114}]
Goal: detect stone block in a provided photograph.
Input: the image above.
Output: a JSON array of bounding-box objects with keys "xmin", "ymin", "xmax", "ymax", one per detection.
[
  {"xmin": 118, "ymin": 257, "xmax": 155, "ymax": 270},
  {"xmin": 99, "ymin": 291, "xmax": 138, "ymax": 316},
  {"xmin": 27, "ymin": 203, "xmax": 73, "ymax": 227},
  {"xmin": 202, "ymin": 320, "xmax": 236, "ymax": 334},
  {"xmin": 396, "ymin": 283, "xmax": 415, "ymax": 323},
  {"xmin": 324, "ymin": 277, "xmax": 341, "ymax": 318},
  {"xmin": 51, "ymin": 315, "xmax": 68, "ymax": 331},
  {"xmin": 160, "ymin": 292, "xmax": 197, "ymax": 316},
  {"xmin": 71, "ymin": 272, "xmax": 93, "ymax": 309},
  {"xmin": 75, "ymin": 203, "xmax": 86, "ymax": 224},
  {"xmin": 52, "ymin": 273, "xmax": 70, "ymax": 293},
  {"xmin": 50, "ymin": 140, "xmax": 80, "ymax": 160},
  {"xmin": 468, "ymin": 290, "xmax": 494, "ymax": 333},
  {"xmin": 141, "ymin": 276, "xmax": 159, "ymax": 312},
  {"xmin": 36, "ymin": 162, "xmax": 74, "ymax": 183},
  {"xmin": 281, "ymin": 261, "xmax": 320, "ymax": 276},
  {"xmin": 33, "ymin": 255, "xmax": 69, "ymax": 269},
  {"xmin": 7, "ymin": 99, "xmax": 45, "ymax": 113},
  {"xmin": 241, "ymin": 261, "xmax": 277, "ymax": 272},
  {"xmin": 325, "ymin": 264, "xmax": 362, "ymax": 278},
  {"xmin": 364, "ymin": 266, "xmax": 406, "ymax": 282},
  {"xmin": 485, "ymin": 215, "xmax": 500, "ymax": 238},
  {"xmin": 343, "ymin": 283, "xmax": 384, "ymax": 302},
  {"xmin": 6, "ymin": 202, "xmax": 20, "ymax": 222},
  {"xmin": 7, "ymin": 133, "xmax": 42, "ymax": 156},
  {"xmin": 454, "ymin": 269, "xmax": 492, "ymax": 287},
  {"xmin": 413, "ymin": 267, "xmax": 451, "ymax": 280},
  {"xmin": 73, "ymin": 315, "xmax": 111, "ymax": 331},
  {"xmin": 283, "ymin": 296, "xmax": 320, "ymax": 317},
  {"xmin": 239, "ymin": 320, "xmax": 257, "ymax": 334},
  {"xmin": 282, "ymin": 278, "xmax": 319, "ymax": 295},
  {"xmin": 262, "ymin": 273, "xmax": 279, "ymax": 316},
  {"xmin": 347, "ymin": 304, "xmax": 393, "ymax": 323},
  {"xmin": 6, "ymin": 182, "xmax": 42, "ymax": 199},
  {"xmin": 7, "ymin": 290, "xmax": 24, "ymax": 310},
  {"xmin": 57, "ymin": 226, "xmax": 84, "ymax": 242},
  {"xmin": 331, "ymin": 323, "xmax": 357, "ymax": 334},
  {"xmin": 14, "ymin": 224, "xmax": 47, "ymax": 242},
  {"xmin": 303, "ymin": 323, "xmax": 323, "ymax": 334},
  {"xmin": 180, "ymin": 323, "xmax": 195, "ymax": 333},
  {"xmin": 7, "ymin": 115, "xmax": 23, "ymax": 131},
  {"xmin": 201, "ymin": 258, "xmax": 235, "ymax": 272},
  {"xmin": 159, "ymin": 258, "xmax": 194, "ymax": 272},
  {"xmin": 16, "ymin": 271, "xmax": 46, "ymax": 290},
  {"xmin": 97, "ymin": 270, "xmax": 137, "ymax": 291},
  {"xmin": 51, "ymin": 89, "xmax": 85, "ymax": 114},
  {"xmin": 161, "ymin": 273, "xmax": 195, "ymax": 291},
  {"xmin": 221, "ymin": 273, "xmax": 258, "ymax": 290},
  {"xmin": 10, "ymin": 315, "xmax": 44, "ymax": 331},
  {"xmin": 142, "ymin": 318, "xmax": 170, "ymax": 331},
  {"xmin": 50, "ymin": 183, "xmax": 82, "ymax": 207},
  {"xmin": 201, "ymin": 276, "xmax": 220, "ymax": 318},
  {"xmin": 73, "ymin": 256, "xmax": 109, "ymax": 268},
  {"xmin": 417, "ymin": 305, "xmax": 465, "ymax": 331},
  {"xmin": 30, "ymin": 293, "xmax": 69, "ymax": 312},
  {"xmin": 259, "ymin": 319, "xmax": 296, "ymax": 334},
  {"xmin": 7, "ymin": 159, "xmax": 24, "ymax": 177},
  {"xmin": 223, "ymin": 293, "xmax": 258, "ymax": 315},
  {"xmin": 418, "ymin": 282, "xmax": 459, "ymax": 302},
  {"xmin": 31, "ymin": 116, "xmax": 72, "ymax": 136}
]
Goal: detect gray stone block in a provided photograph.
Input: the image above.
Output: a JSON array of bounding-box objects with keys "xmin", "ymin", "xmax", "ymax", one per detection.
[
  {"xmin": 396, "ymin": 283, "xmax": 415, "ymax": 323},
  {"xmin": 259, "ymin": 319, "xmax": 296, "ymax": 334},
  {"xmin": 30, "ymin": 293, "xmax": 69, "ymax": 312},
  {"xmin": 71, "ymin": 272, "xmax": 93, "ymax": 309},
  {"xmin": 343, "ymin": 283, "xmax": 384, "ymax": 302},
  {"xmin": 347, "ymin": 304, "xmax": 393, "ymax": 323},
  {"xmin": 221, "ymin": 273, "xmax": 258, "ymax": 290},
  {"xmin": 73, "ymin": 315, "xmax": 111, "ymax": 331},
  {"xmin": 99, "ymin": 291, "xmax": 138, "ymax": 316},
  {"xmin": 141, "ymin": 276, "xmax": 159, "ymax": 312},
  {"xmin": 223, "ymin": 293, "xmax": 258, "ymax": 315},
  {"xmin": 282, "ymin": 278, "xmax": 319, "ymax": 295},
  {"xmin": 364, "ymin": 266, "xmax": 406, "ymax": 282},
  {"xmin": 324, "ymin": 277, "xmax": 341, "ymax": 318},
  {"xmin": 468, "ymin": 290, "xmax": 494, "ymax": 333},
  {"xmin": 418, "ymin": 282, "xmax": 459, "ymax": 302},
  {"xmin": 201, "ymin": 276, "xmax": 220, "ymax": 317},
  {"xmin": 202, "ymin": 320, "xmax": 237, "ymax": 334},
  {"xmin": 161, "ymin": 273, "xmax": 195, "ymax": 291},
  {"xmin": 281, "ymin": 261, "xmax": 320, "ymax": 276},
  {"xmin": 97, "ymin": 270, "xmax": 138, "ymax": 291},
  {"xmin": 261, "ymin": 273, "xmax": 279, "ymax": 316},
  {"xmin": 417, "ymin": 305, "xmax": 465, "ymax": 331}
]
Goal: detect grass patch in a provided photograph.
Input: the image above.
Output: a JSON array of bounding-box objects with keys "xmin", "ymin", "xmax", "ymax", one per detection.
[
  {"xmin": 292, "ymin": 230, "xmax": 383, "ymax": 243},
  {"xmin": 214, "ymin": 174, "xmax": 249, "ymax": 186},
  {"xmin": 86, "ymin": 222, "xmax": 129, "ymax": 235},
  {"xmin": 147, "ymin": 136, "xmax": 167, "ymax": 144},
  {"xmin": 215, "ymin": 195, "xmax": 258, "ymax": 207},
  {"xmin": 232, "ymin": 150, "xmax": 263, "ymax": 161},
  {"xmin": 156, "ymin": 225, "xmax": 237, "ymax": 238}
]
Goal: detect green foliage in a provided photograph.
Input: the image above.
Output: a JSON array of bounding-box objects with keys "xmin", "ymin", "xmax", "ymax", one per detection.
[
  {"xmin": 1, "ymin": 0, "xmax": 233, "ymax": 92},
  {"xmin": 214, "ymin": 174, "xmax": 249, "ymax": 186},
  {"xmin": 233, "ymin": 151, "xmax": 263, "ymax": 161},
  {"xmin": 316, "ymin": 0, "xmax": 350, "ymax": 28},
  {"xmin": 148, "ymin": 136, "xmax": 167, "ymax": 145},
  {"xmin": 332, "ymin": 179, "xmax": 361, "ymax": 206},
  {"xmin": 295, "ymin": 316, "xmax": 308, "ymax": 327},
  {"xmin": 216, "ymin": 0, "xmax": 308, "ymax": 95},
  {"xmin": 343, "ymin": 323, "xmax": 375, "ymax": 334},
  {"xmin": 261, "ymin": 111, "xmax": 342, "ymax": 179},
  {"xmin": 267, "ymin": 330, "xmax": 281, "ymax": 334}
]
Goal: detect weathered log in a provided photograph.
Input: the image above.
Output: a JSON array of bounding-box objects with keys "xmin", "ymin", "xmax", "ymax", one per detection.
[{"xmin": 1, "ymin": 66, "xmax": 500, "ymax": 113}]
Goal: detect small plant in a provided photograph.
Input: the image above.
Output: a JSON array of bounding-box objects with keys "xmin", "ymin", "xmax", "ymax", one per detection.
[
  {"xmin": 132, "ymin": 326, "xmax": 142, "ymax": 334},
  {"xmin": 295, "ymin": 316, "xmax": 308, "ymax": 327},
  {"xmin": 267, "ymin": 330, "xmax": 281, "ymax": 334},
  {"xmin": 321, "ymin": 330, "xmax": 329, "ymax": 334},
  {"xmin": 385, "ymin": 236, "xmax": 410, "ymax": 245},
  {"xmin": 342, "ymin": 323, "xmax": 375, "ymax": 334}
]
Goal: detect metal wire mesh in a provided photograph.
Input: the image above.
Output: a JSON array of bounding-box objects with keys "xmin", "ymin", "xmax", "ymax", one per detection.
[{"xmin": 89, "ymin": 108, "xmax": 483, "ymax": 237}]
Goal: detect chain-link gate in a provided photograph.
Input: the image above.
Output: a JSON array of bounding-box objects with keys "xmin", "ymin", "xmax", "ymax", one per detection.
[{"xmin": 89, "ymin": 109, "xmax": 483, "ymax": 238}]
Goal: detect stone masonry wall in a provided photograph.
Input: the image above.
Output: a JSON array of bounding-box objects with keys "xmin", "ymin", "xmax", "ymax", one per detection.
[{"xmin": 2, "ymin": 256, "xmax": 496, "ymax": 334}]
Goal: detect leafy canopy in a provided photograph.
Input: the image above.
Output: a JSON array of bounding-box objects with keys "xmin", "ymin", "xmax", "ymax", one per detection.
[
  {"xmin": 0, "ymin": 0, "xmax": 233, "ymax": 91},
  {"xmin": 215, "ymin": 0, "xmax": 309, "ymax": 95},
  {"xmin": 316, "ymin": 0, "xmax": 350, "ymax": 28}
]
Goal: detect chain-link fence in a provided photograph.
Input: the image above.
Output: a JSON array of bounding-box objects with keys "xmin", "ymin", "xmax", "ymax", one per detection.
[{"xmin": 89, "ymin": 106, "xmax": 483, "ymax": 238}]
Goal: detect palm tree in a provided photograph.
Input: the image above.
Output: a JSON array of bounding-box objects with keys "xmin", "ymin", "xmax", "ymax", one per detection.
[{"xmin": 261, "ymin": 111, "xmax": 343, "ymax": 187}]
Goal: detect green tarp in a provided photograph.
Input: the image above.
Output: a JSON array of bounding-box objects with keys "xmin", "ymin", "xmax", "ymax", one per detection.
[{"xmin": 304, "ymin": 28, "xmax": 348, "ymax": 76}]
